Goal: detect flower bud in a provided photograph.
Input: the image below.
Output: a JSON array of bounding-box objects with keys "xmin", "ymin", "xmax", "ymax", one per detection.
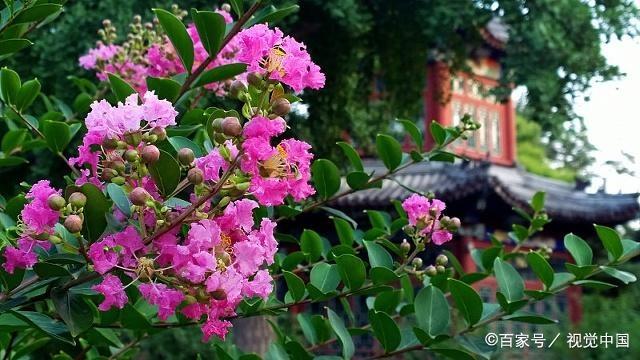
[
  {"xmin": 64, "ymin": 215, "xmax": 83, "ymax": 233},
  {"xmin": 221, "ymin": 3, "xmax": 231, "ymax": 12},
  {"xmin": 102, "ymin": 19, "xmax": 112, "ymax": 27},
  {"xmin": 47, "ymin": 194, "xmax": 66, "ymax": 211},
  {"xmin": 400, "ymin": 239, "xmax": 410, "ymax": 254},
  {"xmin": 141, "ymin": 145, "xmax": 160, "ymax": 163},
  {"xmin": 124, "ymin": 149, "xmax": 139, "ymax": 162},
  {"xmin": 271, "ymin": 98, "xmax": 291, "ymax": 116},
  {"xmin": 211, "ymin": 289, "xmax": 227, "ymax": 300},
  {"xmin": 229, "ymin": 80, "xmax": 247, "ymax": 99},
  {"xmin": 450, "ymin": 217, "xmax": 461, "ymax": 230},
  {"xmin": 150, "ymin": 127, "xmax": 167, "ymax": 141},
  {"xmin": 436, "ymin": 265, "xmax": 446, "ymax": 273},
  {"xmin": 68, "ymin": 192, "xmax": 87, "ymax": 208},
  {"xmin": 117, "ymin": 140, "xmax": 128, "ymax": 149},
  {"xmin": 49, "ymin": 235, "xmax": 63, "ymax": 244},
  {"xmin": 178, "ymin": 148, "xmax": 195, "ymax": 165},
  {"xmin": 102, "ymin": 137, "xmax": 119, "ymax": 150},
  {"xmin": 112, "ymin": 176, "xmax": 126, "ymax": 185},
  {"xmin": 425, "ymin": 265, "xmax": 437, "ymax": 276},
  {"xmin": 185, "ymin": 295, "xmax": 198, "ymax": 304},
  {"xmin": 411, "ymin": 257, "xmax": 423, "ymax": 268},
  {"xmin": 247, "ymin": 72, "xmax": 263, "ymax": 87},
  {"xmin": 436, "ymin": 254, "xmax": 448, "ymax": 266},
  {"xmin": 123, "ymin": 131, "xmax": 142, "ymax": 146},
  {"xmin": 187, "ymin": 168, "xmax": 204, "ymax": 185},
  {"xmin": 221, "ymin": 117, "xmax": 242, "ymax": 137},
  {"xmin": 129, "ymin": 187, "xmax": 150, "ymax": 206},
  {"xmin": 211, "ymin": 118, "xmax": 223, "ymax": 133},
  {"xmin": 101, "ymin": 168, "xmax": 118, "ymax": 181}
]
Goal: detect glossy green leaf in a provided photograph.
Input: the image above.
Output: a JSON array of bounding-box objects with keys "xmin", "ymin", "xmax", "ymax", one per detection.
[
  {"xmin": 1, "ymin": 129, "xmax": 27, "ymax": 154},
  {"xmin": 0, "ymin": 67, "xmax": 21, "ymax": 104},
  {"xmin": 502, "ymin": 310, "xmax": 557, "ymax": 324},
  {"xmin": 336, "ymin": 141, "xmax": 363, "ymax": 171},
  {"xmin": 309, "ymin": 263, "xmax": 340, "ymax": 294},
  {"xmin": 16, "ymin": 79, "xmax": 41, "ymax": 111},
  {"xmin": 283, "ymin": 271, "xmax": 306, "ymax": 302},
  {"xmin": 600, "ymin": 266, "xmax": 637, "ymax": 284},
  {"xmin": 154, "ymin": 9, "xmax": 194, "ymax": 73},
  {"xmin": 120, "ymin": 304, "xmax": 151, "ymax": 330},
  {"xmin": 300, "ymin": 229, "xmax": 323, "ymax": 262},
  {"xmin": 564, "ymin": 233, "xmax": 593, "ymax": 266},
  {"xmin": 10, "ymin": 311, "xmax": 74, "ymax": 345},
  {"xmin": 327, "ymin": 308, "xmax": 354, "ymax": 359},
  {"xmin": 251, "ymin": 4, "xmax": 300, "ymax": 26},
  {"xmin": 32, "ymin": 262, "xmax": 71, "ymax": 278},
  {"xmin": 369, "ymin": 310, "xmax": 401, "ymax": 352},
  {"xmin": 12, "ymin": 4, "xmax": 62, "ymax": 23},
  {"xmin": 430, "ymin": 121, "xmax": 446, "ymax": 145},
  {"xmin": 148, "ymin": 149, "xmax": 181, "ymax": 196},
  {"xmin": 229, "ymin": 0, "xmax": 243, "ymax": 16},
  {"xmin": 530, "ymin": 191, "xmax": 545, "ymax": 212},
  {"xmin": 312, "ymin": 158, "xmax": 341, "ymax": 199},
  {"xmin": 493, "ymin": 258, "xmax": 525, "ymax": 302},
  {"xmin": 146, "ymin": 77, "xmax": 181, "ymax": 102},
  {"xmin": 594, "ymin": 225, "xmax": 623, "ymax": 260},
  {"xmin": 526, "ymin": 252, "xmax": 554, "ymax": 289},
  {"xmin": 364, "ymin": 241, "xmax": 393, "ymax": 269},
  {"xmin": 415, "ymin": 285, "xmax": 449, "ymax": 338},
  {"xmin": 374, "ymin": 290, "xmax": 402, "ymax": 314},
  {"xmin": 333, "ymin": 217, "xmax": 354, "ymax": 246},
  {"xmin": 346, "ymin": 171, "xmax": 371, "ymax": 190},
  {"xmin": 41, "ymin": 120, "xmax": 71, "ymax": 153},
  {"xmin": 107, "ymin": 73, "xmax": 136, "ymax": 102},
  {"xmin": 106, "ymin": 183, "xmax": 131, "ymax": 216},
  {"xmin": 193, "ymin": 63, "xmax": 248, "ymax": 87},
  {"xmin": 79, "ymin": 183, "xmax": 110, "ymax": 242},
  {"xmin": 191, "ymin": 9, "xmax": 225, "ymax": 56},
  {"xmin": 51, "ymin": 288, "xmax": 94, "ymax": 336},
  {"xmin": 398, "ymin": 119, "xmax": 423, "ymax": 150},
  {"xmin": 370, "ymin": 267, "xmax": 400, "ymax": 285},
  {"xmin": 168, "ymin": 136, "xmax": 204, "ymax": 157},
  {"xmin": 335, "ymin": 254, "xmax": 366, "ymax": 290},
  {"xmin": 448, "ymin": 279, "xmax": 482, "ymax": 325},
  {"xmin": 376, "ymin": 134, "xmax": 402, "ymax": 171},
  {"xmin": 574, "ymin": 280, "xmax": 617, "ymax": 290},
  {"xmin": 0, "ymin": 39, "xmax": 33, "ymax": 56}
]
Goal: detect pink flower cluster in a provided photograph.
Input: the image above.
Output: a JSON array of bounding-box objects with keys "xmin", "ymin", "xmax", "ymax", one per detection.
[
  {"xmin": 240, "ymin": 116, "xmax": 315, "ymax": 206},
  {"xmin": 236, "ymin": 24, "xmax": 325, "ymax": 92},
  {"xmin": 88, "ymin": 199, "xmax": 276, "ymax": 340},
  {"xmin": 401, "ymin": 194, "xmax": 454, "ymax": 245},
  {"xmin": 2, "ymin": 181, "xmax": 61, "ymax": 273}
]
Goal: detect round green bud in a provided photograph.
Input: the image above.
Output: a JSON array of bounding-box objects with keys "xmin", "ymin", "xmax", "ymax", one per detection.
[
  {"xmin": 64, "ymin": 215, "xmax": 83, "ymax": 233},
  {"xmin": 123, "ymin": 131, "xmax": 142, "ymax": 146},
  {"xmin": 124, "ymin": 149, "xmax": 139, "ymax": 162},
  {"xmin": 102, "ymin": 137, "xmax": 119, "ymax": 150},
  {"xmin": 400, "ymin": 239, "xmax": 411, "ymax": 254},
  {"xmin": 221, "ymin": 3, "xmax": 231, "ymax": 12},
  {"xmin": 436, "ymin": 265, "xmax": 446, "ymax": 273},
  {"xmin": 187, "ymin": 168, "xmax": 204, "ymax": 185},
  {"xmin": 68, "ymin": 192, "xmax": 87, "ymax": 208},
  {"xmin": 141, "ymin": 145, "xmax": 160, "ymax": 164},
  {"xmin": 271, "ymin": 98, "xmax": 291, "ymax": 116},
  {"xmin": 112, "ymin": 176, "xmax": 126, "ymax": 185},
  {"xmin": 221, "ymin": 117, "xmax": 242, "ymax": 137},
  {"xmin": 185, "ymin": 295, "xmax": 198, "ymax": 304},
  {"xmin": 129, "ymin": 187, "xmax": 150, "ymax": 206},
  {"xmin": 47, "ymin": 194, "xmax": 66, "ymax": 211},
  {"xmin": 411, "ymin": 257, "xmax": 423, "ymax": 268},
  {"xmin": 436, "ymin": 254, "xmax": 449, "ymax": 266},
  {"xmin": 177, "ymin": 148, "xmax": 195, "ymax": 165},
  {"xmin": 211, "ymin": 118, "xmax": 224, "ymax": 133},
  {"xmin": 150, "ymin": 126, "xmax": 167, "ymax": 141},
  {"xmin": 425, "ymin": 265, "xmax": 437, "ymax": 277},
  {"xmin": 229, "ymin": 80, "xmax": 248, "ymax": 99},
  {"xmin": 247, "ymin": 72, "xmax": 263, "ymax": 87},
  {"xmin": 49, "ymin": 235, "xmax": 63, "ymax": 244}
]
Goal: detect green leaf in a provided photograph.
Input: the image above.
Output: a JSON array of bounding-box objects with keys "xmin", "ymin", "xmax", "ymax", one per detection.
[
  {"xmin": 564, "ymin": 233, "xmax": 593, "ymax": 266},
  {"xmin": 193, "ymin": 63, "xmax": 248, "ymax": 87},
  {"xmin": 41, "ymin": 120, "xmax": 71, "ymax": 153},
  {"xmin": 51, "ymin": 289, "xmax": 94, "ymax": 336},
  {"xmin": 80, "ymin": 183, "xmax": 111, "ymax": 242},
  {"xmin": 530, "ymin": 191, "xmax": 546, "ymax": 212},
  {"xmin": 369, "ymin": 310, "xmax": 401, "ymax": 352},
  {"xmin": 300, "ymin": 229, "xmax": 323, "ymax": 262},
  {"xmin": 574, "ymin": 280, "xmax": 617, "ymax": 290},
  {"xmin": 370, "ymin": 267, "xmax": 400, "ymax": 285},
  {"xmin": 346, "ymin": 171, "xmax": 371, "ymax": 190},
  {"xmin": 120, "ymin": 304, "xmax": 151, "ymax": 330},
  {"xmin": 0, "ymin": 67, "xmax": 21, "ymax": 104},
  {"xmin": 309, "ymin": 263, "xmax": 340, "ymax": 294},
  {"xmin": 229, "ymin": 0, "xmax": 243, "ymax": 17},
  {"xmin": 327, "ymin": 308, "xmax": 354, "ymax": 359},
  {"xmin": 283, "ymin": 271, "xmax": 306, "ymax": 302},
  {"xmin": 10, "ymin": 311, "xmax": 74, "ymax": 345},
  {"xmin": 106, "ymin": 183, "xmax": 131, "ymax": 217},
  {"xmin": 364, "ymin": 241, "xmax": 393, "ymax": 269},
  {"xmin": 148, "ymin": 149, "xmax": 181, "ymax": 197},
  {"xmin": 1, "ymin": 129, "xmax": 27, "ymax": 154},
  {"xmin": 0, "ymin": 39, "xmax": 33, "ymax": 56},
  {"xmin": 376, "ymin": 134, "xmax": 402, "ymax": 171},
  {"xmin": 374, "ymin": 290, "xmax": 402, "ymax": 314},
  {"xmin": 493, "ymin": 258, "xmax": 525, "ymax": 302},
  {"xmin": 16, "ymin": 79, "xmax": 41, "ymax": 111},
  {"xmin": 32, "ymin": 262, "xmax": 71, "ymax": 278},
  {"xmin": 600, "ymin": 266, "xmax": 637, "ymax": 284},
  {"xmin": 398, "ymin": 119, "xmax": 423, "ymax": 150},
  {"xmin": 335, "ymin": 254, "xmax": 366, "ymax": 290},
  {"xmin": 430, "ymin": 121, "xmax": 446, "ymax": 145},
  {"xmin": 336, "ymin": 142, "xmax": 363, "ymax": 171},
  {"xmin": 168, "ymin": 136, "xmax": 204, "ymax": 157},
  {"xmin": 297, "ymin": 313, "xmax": 317, "ymax": 344},
  {"xmin": 252, "ymin": 4, "xmax": 300, "ymax": 25},
  {"xmin": 191, "ymin": 9, "xmax": 225, "ymax": 56},
  {"xmin": 594, "ymin": 225, "xmax": 623, "ymax": 260},
  {"xmin": 107, "ymin": 73, "xmax": 136, "ymax": 102},
  {"xmin": 333, "ymin": 217, "xmax": 354, "ymax": 246},
  {"xmin": 502, "ymin": 310, "xmax": 557, "ymax": 324},
  {"xmin": 414, "ymin": 285, "xmax": 449, "ymax": 338},
  {"xmin": 526, "ymin": 252, "xmax": 554, "ymax": 289},
  {"xmin": 154, "ymin": 9, "xmax": 194, "ymax": 73},
  {"xmin": 448, "ymin": 279, "xmax": 482, "ymax": 326},
  {"xmin": 12, "ymin": 4, "xmax": 62, "ymax": 23},
  {"xmin": 311, "ymin": 159, "xmax": 341, "ymax": 199},
  {"xmin": 146, "ymin": 77, "xmax": 181, "ymax": 102}
]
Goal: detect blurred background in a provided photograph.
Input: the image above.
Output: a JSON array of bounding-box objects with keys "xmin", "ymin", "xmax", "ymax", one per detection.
[{"xmin": 2, "ymin": 1, "xmax": 639, "ymax": 358}]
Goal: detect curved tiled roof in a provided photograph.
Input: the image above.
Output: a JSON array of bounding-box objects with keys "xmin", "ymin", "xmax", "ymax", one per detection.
[{"xmin": 335, "ymin": 160, "xmax": 639, "ymax": 224}]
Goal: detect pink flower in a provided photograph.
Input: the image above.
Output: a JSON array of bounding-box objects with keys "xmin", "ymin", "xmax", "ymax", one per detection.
[
  {"xmin": 93, "ymin": 274, "xmax": 128, "ymax": 311},
  {"xmin": 402, "ymin": 194, "xmax": 432, "ymax": 227},
  {"xmin": 202, "ymin": 317, "xmax": 232, "ymax": 341},
  {"xmin": 432, "ymin": 230, "xmax": 453, "ymax": 245},
  {"xmin": 21, "ymin": 180, "xmax": 61, "ymax": 235},
  {"xmin": 142, "ymin": 91, "xmax": 178, "ymax": 128},
  {"xmin": 243, "ymin": 116, "xmax": 286, "ymax": 139},
  {"xmin": 243, "ymin": 269, "xmax": 273, "ymax": 300},
  {"xmin": 195, "ymin": 141, "xmax": 238, "ymax": 182},
  {"xmin": 216, "ymin": 199, "xmax": 258, "ymax": 232},
  {"xmin": 216, "ymin": 9, "xmax": 233, "ymax": 24},
  {"xmin": 138, "ymin": 283, "xmax": 184, "ymax": 321},
  {"xmin": 401, "ymin": 194, "xmax": 454, "ymax": 245},
  {"xmin": 87, "ymin": 226, "xmax": 144, "ymax": 273},
  {"xmin": 79, "ymin": 44, "xmax": 120, "ymax": 69},
  {"xmin": 2, "ymin": 238, "xmax": 40, "ymax": 273}
]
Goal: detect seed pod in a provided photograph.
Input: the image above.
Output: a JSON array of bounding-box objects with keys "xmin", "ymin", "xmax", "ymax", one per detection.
[
  {"xmin": 425, "ymin": 265, "xmax": 437, "ymax": 276},
  {"xmin": 222, "ymin": 117, "xmax": 242, "ymax": 137},
  {"xmin": 64, "ymin": 215, "xmax": 83, "ymax": 233},
  {"xmin": 187, "ymin": 168, "xmax": 204, "ymax": 185},
  {"xmin": 47, "ymin": 194, "xmax": 66, "ymax": 211},
  {"xmin": 150, "ymin": 127, "xmax": 167, "ymax": 141},
  {"xmin": 141, "ymin": 145, "xmax": 160, "ymax": 163},
  {"xmin": 436, "ymin": 254, "xmax": 449, "ymax": 266},
  {"xmin": 177, "ymin": 148, "xmax": 195, "ymax": 165},
  {"xmin": 68, "ymin": 192, "xmax": 87, "ymax": 208},
  {"xmin": 271, "ymin": 98, "xmax": 291, "ymax": 116},
  {"xmin": 129, "ymin": 187, "xmax": 150, "ymax": 206}
]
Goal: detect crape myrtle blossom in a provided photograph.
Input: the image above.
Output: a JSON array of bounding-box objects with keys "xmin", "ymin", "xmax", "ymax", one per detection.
[
  {"xmin": 2, "ymin": 181, "xmax": 61, "ymax": 273},
  {"xmin": 241, "ymin": 116, "xmax": 315, "ymax": 206},
  {"xmin": 401, "ymin": 194, "xmax": 459, "ymax": 245}
]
